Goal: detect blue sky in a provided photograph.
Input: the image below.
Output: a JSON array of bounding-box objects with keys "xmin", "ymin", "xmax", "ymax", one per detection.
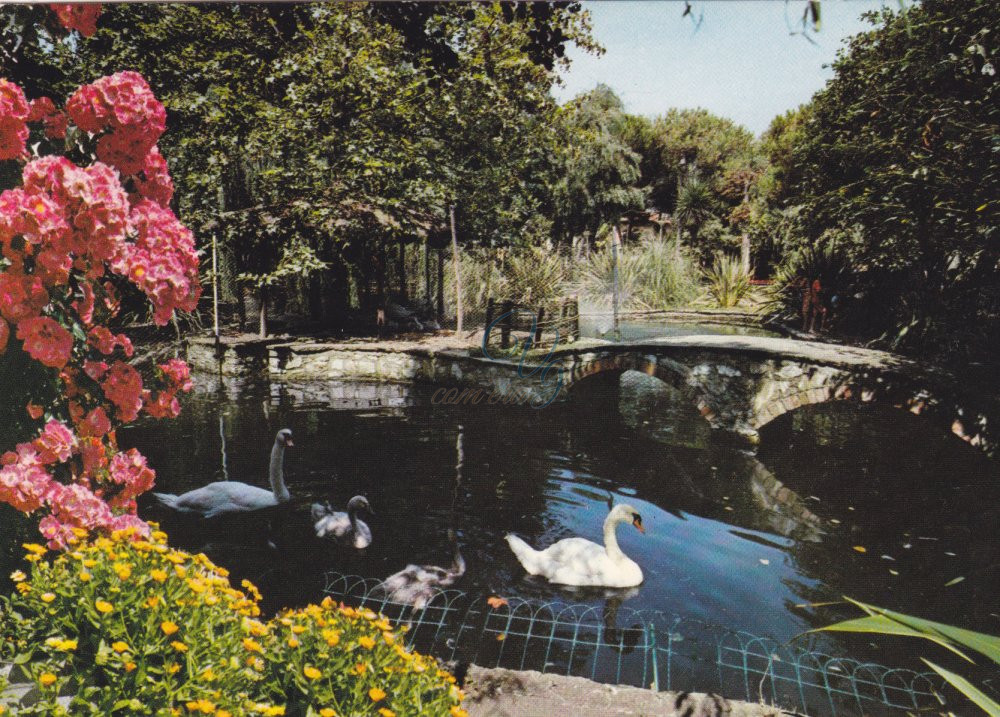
[{"xmin": 553, "ymin": 1, "xmax": 894, "ymax": 135}]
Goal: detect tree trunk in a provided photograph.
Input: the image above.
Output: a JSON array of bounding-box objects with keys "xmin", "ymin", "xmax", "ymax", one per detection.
[
  {"xmin": 398, "ymin": 238, "xmax": 407, "ymax": 303},
  {"xmin": 450, "ymin": 205, "xmax": 463, "ymax": 334},
  {"xmin": 741, "ymin": 233, "xmax": 751, "ymax": 276},
  {"xmin": 436, "ymin": 248, "xmax": 444, "ymax": 322},
  {"xmin": 258, "ymin": 286, "xmax": 268, "ymax": 339},
  {"xmin": 423, "ymin": 237, "xmax": 431, "ymax": 305},
  {"xmin": 377, "ymin": 237, "xmax": 386, "ymax": 306}
]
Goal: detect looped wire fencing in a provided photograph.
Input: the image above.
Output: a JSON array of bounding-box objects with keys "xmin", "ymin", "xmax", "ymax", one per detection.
[{"xmin": 323, "ymin": 571, "xmax": 946, "ymax": 717}]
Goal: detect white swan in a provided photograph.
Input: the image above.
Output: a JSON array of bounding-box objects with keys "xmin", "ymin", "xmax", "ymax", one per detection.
[
  {"xmin": 506, "ymin": 504, "xmax": 645, "ymax": 588},
  {"xmin": 153, "ymin": 428, "xmax": 293, "ymax": 518},
  {"xmin": 311, "ymin": 495, "xmax": 373, "ymax": 549},
  {"xmin": 379, "ymin": 531, "xmax": 466, "ymax": 609}
]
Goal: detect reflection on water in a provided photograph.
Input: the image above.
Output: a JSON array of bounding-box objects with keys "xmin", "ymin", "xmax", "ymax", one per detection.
[{"xmin": 121, "ymin": 375, "xmax": 999, "ymax": 674}]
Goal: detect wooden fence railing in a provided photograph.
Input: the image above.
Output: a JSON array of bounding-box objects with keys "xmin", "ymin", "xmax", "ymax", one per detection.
[{"xmin": 483, "ymin": 296, "xmax": 579, "ymax": 350}]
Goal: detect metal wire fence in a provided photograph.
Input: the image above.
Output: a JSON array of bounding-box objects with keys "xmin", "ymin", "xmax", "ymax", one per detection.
[{"xmin": 323, "ymin": 571, "xmax": 947, "ymax": 717}]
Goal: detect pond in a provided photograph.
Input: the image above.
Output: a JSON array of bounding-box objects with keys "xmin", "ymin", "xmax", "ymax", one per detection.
[{"xmin": 118, "ymin": 372, "xmax": 999, "ymax": 693}]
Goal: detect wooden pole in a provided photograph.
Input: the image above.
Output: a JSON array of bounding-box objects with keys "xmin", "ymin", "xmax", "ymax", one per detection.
[
  {"xmin": 436, "ymin": 248, "xmax": 444, "ymax": 322},
  {"xmin": 212, "ymin": 232, "xmax": 221, "ymax": 356},
  {"xmin": 534, "ymin": 305, "xmax": 545, "ymax": 347},
  {"xmin": 500, "ymin": 299, "xmax": 513, "ymax": 349},
  {"xmin": 423, "ymin": 236, "xmax": 431, "ymax": 305},
  {"xmin": 398, "ymin": 237, "xmax": 407, "ymax": 302},
  {"xmin": 449, "ymin": 204, "xmax": 463, "ymax": 334},
  {"xmin": 611, "ymin": 225, "xmax": 621, "ymax": 341}
]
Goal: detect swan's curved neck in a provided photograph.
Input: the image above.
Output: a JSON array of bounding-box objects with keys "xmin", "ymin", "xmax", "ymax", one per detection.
[
  {"xmin": 269, "ymin": 440, "xmax": 290, "ymax": 502},
  {"xmin": 348, "ymin": 507, "xmax": 358, "ymax": 530},
  {"xmin": 602, "ymin": 513, "xmax": 627, "ymax": 562}
]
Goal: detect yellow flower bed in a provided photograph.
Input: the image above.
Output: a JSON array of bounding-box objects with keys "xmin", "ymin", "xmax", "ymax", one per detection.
[{"xmin": 0, "ymin": 527, "xmax": 464, "ymax": 716}]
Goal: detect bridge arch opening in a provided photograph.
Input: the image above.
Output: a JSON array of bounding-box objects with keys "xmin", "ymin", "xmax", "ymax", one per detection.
[{"xmin": 565, "ymin": 363, "xmax": 714, "ymax": 449}]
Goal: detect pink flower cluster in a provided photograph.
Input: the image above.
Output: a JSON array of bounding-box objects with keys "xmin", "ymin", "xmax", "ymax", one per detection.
[
  {"xmin": 0, "ymin": 61, "xmax": 199, "ymax": 548},
  {"xmin": 0, "ymin": 79, "xmax": 29, "ymax": 161},
  {"xmin": 50, "ymin": 4, "xmax": 102, "ymax": 38},
  {"xmin": 67, "ymin": 72, "xmax": 166, "ymax": 175}
]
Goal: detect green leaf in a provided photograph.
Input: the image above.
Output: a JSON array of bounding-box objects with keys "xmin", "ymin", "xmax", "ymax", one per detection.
[
  {"xmin": 923, "ymin": 660, "xmax": 1000, "ymax": 716},
  {"xmin": 814, "ymin": 614, "xmax": 974, "ymax": 663},
  {"xmin": 844, "ymin": 598, "xmax": 1000, "ymax": 667}
]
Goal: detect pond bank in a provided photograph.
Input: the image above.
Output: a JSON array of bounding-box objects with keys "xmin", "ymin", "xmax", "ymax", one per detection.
[{"xmin": 463, "ymin": 666, "xmax": 793, "ymax": 717}]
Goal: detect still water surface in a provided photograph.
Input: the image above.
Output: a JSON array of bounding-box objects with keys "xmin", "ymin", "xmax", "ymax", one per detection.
[{"xmin": 124, "ymin": 374, "xmax": 999, "ymax": 675}]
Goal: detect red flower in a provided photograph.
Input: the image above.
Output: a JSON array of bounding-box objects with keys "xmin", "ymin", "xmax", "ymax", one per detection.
[
  {"xmin": 27, "ymin": 96, "xmax": 68, "ymax": 140},
  {"xmin": 101, "ymin": 361, "xmax": 143, "ymax": 421},
  {"xmin": 78, "ymin": 406, "xmax": 111, "ymax": 438},
  {"xmin": 16, "ymin": 316, "xmax": 74, "ymax": 368},
  {"xmin": 0, "ymin": 444, "xmax": 53, "ymax": 513},
  {"xmin": 0, "ymin": 79, "xmax": 29, "ymax": 161},
  {"xmin": 26, "ymin": 401, "xmax": 43, "ymax": 419},
  {"xmin": 134, "ymin": 145, "xmax": 174, "ymax": 207},
  {"xmin": 0, "ymin": 316, "xmax": 8, "ymax": 354},
  {"xmin": 33, "ymin": 420, "xmax": 77, "ymax": 465},
  {"xmin": 108, "ymin": 448, "xmax": 155, "ymax": 502},
  {"xmin": 49, "ymin": 4, "xmax": 102, "ymax": 38},
  {"xmin": 160, "ymin": 358, "xmax": 192, "ymax": 391},
  {"xmin": 0, "ymin": 272, "xmax": 49, "ymax": 323}
]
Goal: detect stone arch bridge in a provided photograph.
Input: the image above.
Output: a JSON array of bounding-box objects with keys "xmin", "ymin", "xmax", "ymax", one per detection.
[{"xmin": 517, "ymin": 335, "xmax": 995, "ymax": 457}]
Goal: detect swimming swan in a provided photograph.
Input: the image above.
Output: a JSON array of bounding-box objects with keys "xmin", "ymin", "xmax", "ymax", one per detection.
[
  {"xmin": 378, "ymin": 531, "xmax": 466, "ymax": 609},
  {"xmin": 311, "ymin": 495, "xmax": 373, "ymax": 549},
  {"xmin": 506, "ymin": 504, "xmax": 645, "ymax": 588},
  {"xmin": 153, "ymin": 428, "xmax": 293, "ymax": 518}
]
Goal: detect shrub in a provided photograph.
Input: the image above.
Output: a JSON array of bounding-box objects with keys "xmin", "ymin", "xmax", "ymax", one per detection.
[
  {"xmin": 701, "ymin": 253, "xmax": 752, "ymax": 308},
  {"xmin": 574, "ymin": 238, "xmax": 697, "ymax": 311},
  {"xmin": 0, "ymin": 528, "xmax": 464, "ymax": 716}
]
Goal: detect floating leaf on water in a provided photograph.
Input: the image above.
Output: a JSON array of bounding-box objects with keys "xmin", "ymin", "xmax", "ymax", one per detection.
[
  {"xmin": 881, "ymin": 555, "xmax": 895, "ymax": 561},
  {"xmin": 808, "ymin": 496, "xmax": 820, "ymax": 501},
  {"xmin": 944, "ymin": 577, "xmax": 965, "ymax": 587},
  {"xmin": 496, "ymin": 633, "xmax": 506, "ymax": 641},
  {"xmin": 487, "ymin": 596, "xmax": 508, "ymax": 609},
  {"xmin": 903, "ymin": 544, "xmax": 912, "ymax": 549},
  {"xmin": 829, "ymin": 665, "xmax": 843, "ymax": 672},
  {"xmin": 889, "ymin": 569, "xmax": 899, "ymax": 576},
  {"xmin": 724, "ymin": 506, "xmax": 734, "ymax": 511},
  {"xmin": 847, "ymin": 506, "xmax": 855, "ymax": 511},
  {"xmin": 918, "ymin": 536, "xmax": 939, "ymax": 541},
  {"xmin": 945, "ymin": 552, "xmax": 956, "ymax": 557},
  {"xmin": 853, "ymin": 546, "xmax": 867, "ymax": 553},
  {"xmin": 759, "ymin": 559, "xmax": 770, "ymax": 565},
  {"xmin": 830, "ymin": 519, "xmax": 841, "ymax": 524}
]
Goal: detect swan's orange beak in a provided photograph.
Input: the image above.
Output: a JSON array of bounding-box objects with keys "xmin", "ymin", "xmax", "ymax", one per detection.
[{"xmin": 633, "ymin": 517, "xmax": 645, "ymax": 534}]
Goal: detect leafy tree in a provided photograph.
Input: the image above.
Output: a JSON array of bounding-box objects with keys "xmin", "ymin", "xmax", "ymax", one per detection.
[
  {"xmin": 781, "ymin": 0, "xmax": 999, "ymax": 363},
  {"xmin": 550, "ymin": 84, "xmax": 645, "ymax": 243}
]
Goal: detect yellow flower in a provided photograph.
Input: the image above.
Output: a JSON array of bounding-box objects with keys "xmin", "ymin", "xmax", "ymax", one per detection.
[
  {"xmin": 124, "ymin": 661, "xmax": 137, "ymax": 672},
  {"xmin": 151, "ymin": 569, "xmax": 168, "ymax": 582},
  {"xmin": 352, "ymin": 663, "xmax": 368, "ymax": 676},
  {"xmin": 10, "ymin": 570, "xmax": 26, "ymax": 582},
  {"xmin": 321, "ymin": 629, "xmax": 340, "ymax": 647},
  {"xmin": 40, "ymin": 592, "xmax": 56, "ymax": 603},
  {"xmin": 290, "ymin": 624, "xmax": 306, "ymax": 635},
  {"xmin": 166, "ymin": 662, "xmax": 181, "ymax": 675},
  {"xmin": 303, "ymin": 665, "xmax": 321, "ymax": 680},
  {"xmin": 114, "ymin": 563, "xmax": 132, "ymax": 580},
  {"xmin": 185, "ymin": 698, "xmax": 216, "ymax": 713},
  {"xmin": 95, "ymin": 600, "xmax": 113, "ymax": 614},
  {"xmin": 79, "ymin": 571, "xmax": 92, "ymax": 582},
  {"xmin": 287, "ymin": 637, "xmax": 300, "ymax": 648},
  {"xmin": 450, "ymin": 707, "xmax": 469, "ymax": 717},
  {"xmin": 111, "ymin": 641, "xmax": 130, "ymax": 654},
  {"xmin": 45, "ymin": 638, "xmax": 77, "ymax": 651},
  {"xmin": 22, "ymin": 543, "xmax": 46, "ymax": 555},
  {"xmin": 171, "ymin": 641, "xmax": 188, "ymax": 653},
  {"xmin": 24, "ymin": 553, "xmax": 41, "ymax": 563},
  {"xmin": 15, "ymin": 583, "xmax": 31, "ymax": 594},
  {"xmin": 145, "ymin": 595, "xmax": 161, "ymax": 608},
  {"xmin": 319, "ymin": 710, "xmax": 337, "ymax": 717},
  {"xmin": 217, "ymin": 712, "xmax": 231, "ymax": 717},
  {"xmin": 39, "ymin": 672, "xmax": 57, "ymax": 686},
  {"xmin": 242, "ymin": 638, "xmax": 263, "ymax": 653},
  {"xmin": 368, "ymin": 687, "xmax": 386, "ymax": 702},
  {"xmin": 161, "ymin": 621, "xmax": 180, "ymax": 636},
  {"xmin": 82, "ymin": 559, "xmax": 97, "ymax": 568},
  {"xmin": 358, "ymin": 636, "xmax": 376, "ymax": 650},
  {"xmin": 201, "ymin": 667, "xmax": 216, "ymax": 681},
  {"xmin": 378, "ymin": 710, "xmax": 395, "ymax": 717}
]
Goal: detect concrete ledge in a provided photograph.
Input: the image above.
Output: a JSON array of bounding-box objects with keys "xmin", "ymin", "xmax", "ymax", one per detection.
[{"xmin": 463, "ymin": 666, "xmax": 798, "ymax": 717}]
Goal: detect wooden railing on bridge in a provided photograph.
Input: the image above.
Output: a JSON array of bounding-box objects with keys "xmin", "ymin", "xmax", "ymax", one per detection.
[{"xmin": 483, "ymin": 296, "xmax": 579, "ymax": 350}]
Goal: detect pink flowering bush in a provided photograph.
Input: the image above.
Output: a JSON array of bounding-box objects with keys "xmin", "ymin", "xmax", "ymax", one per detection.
[{"xmin": 0, "ymin": 12, "xmax": 202, "ymax": 549}]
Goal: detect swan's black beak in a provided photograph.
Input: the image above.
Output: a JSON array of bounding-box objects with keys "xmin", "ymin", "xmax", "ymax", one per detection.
[{"xmin": 632, "ymin": 515, "xmax": 645, "ymax": 534}]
